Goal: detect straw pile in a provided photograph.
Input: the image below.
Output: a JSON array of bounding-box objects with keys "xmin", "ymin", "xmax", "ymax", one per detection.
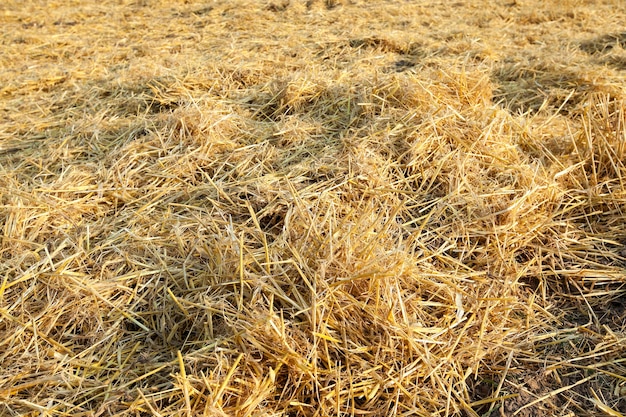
[{"xmin": 1, "ymin": 1, "xmax": 625, "ymax": 416}]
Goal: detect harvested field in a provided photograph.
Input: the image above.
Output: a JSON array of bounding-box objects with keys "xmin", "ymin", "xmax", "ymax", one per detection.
[{"xmin": 1, "ymin": 0, "xmax": 625, "ymax": 416}]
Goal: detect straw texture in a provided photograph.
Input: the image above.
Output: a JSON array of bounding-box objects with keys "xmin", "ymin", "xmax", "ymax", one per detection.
[{"xmin": 1, "ymin": 1, "xmax": 625, "ymax": 416}]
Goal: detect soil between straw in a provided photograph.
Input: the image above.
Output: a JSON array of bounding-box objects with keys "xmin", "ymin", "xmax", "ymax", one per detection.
[{"xmin": 1, "ymin": 1, "xmax": 625, "ymax": 416}]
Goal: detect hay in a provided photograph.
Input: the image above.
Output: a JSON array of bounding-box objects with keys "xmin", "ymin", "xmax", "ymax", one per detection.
[{"xmin": 1, "ymin": 0, "xmax": 625, "ymax": 416}]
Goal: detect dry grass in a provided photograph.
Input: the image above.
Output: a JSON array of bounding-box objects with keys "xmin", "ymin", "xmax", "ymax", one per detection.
[{"xmin": 1, "ymin": 0, "xmax": 625, "ymax": 416}]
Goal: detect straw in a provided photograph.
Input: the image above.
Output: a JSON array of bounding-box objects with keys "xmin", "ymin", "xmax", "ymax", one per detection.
[{"xmin": 1, "ymin": 0, "xmax": 625, "ymax": 416}]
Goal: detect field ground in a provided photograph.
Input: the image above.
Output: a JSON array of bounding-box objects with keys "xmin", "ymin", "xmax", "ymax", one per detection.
[{"xmin": 1, "ymin": 0, "xmax": 626, "ymax": 416}]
